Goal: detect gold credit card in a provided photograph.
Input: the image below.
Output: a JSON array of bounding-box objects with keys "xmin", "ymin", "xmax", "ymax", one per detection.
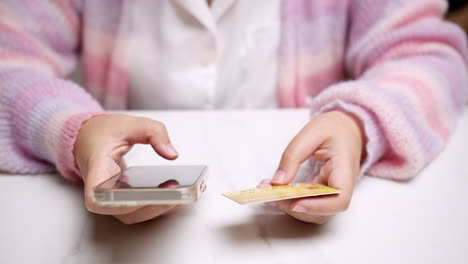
[{"xmin": 222, "ymin": 183, "xmax": 340, "ymax": 205}]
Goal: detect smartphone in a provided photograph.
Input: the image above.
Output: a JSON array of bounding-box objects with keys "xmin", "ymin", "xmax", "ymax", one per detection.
[{"xmin": 93, "ymin": 165, "xmax": 208, "ymax": 206}]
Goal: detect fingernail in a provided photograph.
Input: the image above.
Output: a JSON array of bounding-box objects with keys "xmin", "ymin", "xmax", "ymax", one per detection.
[
  {"xmin": 266, "ymin": 201, "xmax": 277, "ymax": 208},
  {"xmin": 292, "ymin": 205, "xmax": 307, "ymax": 213},
  {"xmin": 166, "ymin": 143, "xmax": 179, "ymax": 156},
  {"xmin": 272, "ymin": 170, "xmax": 286, "ymax": 184}
]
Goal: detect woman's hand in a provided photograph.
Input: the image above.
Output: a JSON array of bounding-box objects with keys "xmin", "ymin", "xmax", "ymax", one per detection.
[
  {"xmin": 258, "ymin": 111, "xmax": 366, "ymax": 224},
  {"xmin": 74, "ymin": 114, "xmax": 179, "ymax": 224}
]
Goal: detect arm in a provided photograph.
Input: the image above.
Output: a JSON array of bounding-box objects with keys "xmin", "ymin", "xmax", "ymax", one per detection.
[
  {"xmin": 0, "ymin": 1, "xmax": 200, "ymax": 224},
  {"xmin": 265, "ymin": 0, "xmax": 467, "ymax": 224},
  {"xmin": 0, "ymin": 0, "xmax": 103, "ymax": 179},
  {"xmin": 312, "ymin": 0, "xmax": 468, "ymax": 180}
]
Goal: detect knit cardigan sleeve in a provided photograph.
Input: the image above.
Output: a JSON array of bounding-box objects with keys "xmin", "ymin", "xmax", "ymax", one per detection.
[
  {"xmin": 0, "ymin": 0, "xmax": 103, "ymax": 180},
  {"xmin": 312, "ymin": 0, "xmax": 468, "ymax": 180}
]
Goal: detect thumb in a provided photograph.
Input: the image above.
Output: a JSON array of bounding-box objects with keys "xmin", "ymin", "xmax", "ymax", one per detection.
[{"xmin": 272, "ymin": 123, "xmax": 324, "ymax": 185}]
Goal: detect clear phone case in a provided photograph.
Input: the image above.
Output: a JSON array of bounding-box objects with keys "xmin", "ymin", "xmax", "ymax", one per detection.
[{"xmin": 92, "ymin": 165, "xmax": 208, "ymax": 206}]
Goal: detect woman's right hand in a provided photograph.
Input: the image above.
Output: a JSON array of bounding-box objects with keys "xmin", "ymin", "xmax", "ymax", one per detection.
[{"xmin": 74, "ymin": 114, "xmax": 180, "ymax": 224}]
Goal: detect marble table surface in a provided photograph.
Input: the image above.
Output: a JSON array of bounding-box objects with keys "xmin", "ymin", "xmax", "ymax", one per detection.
[{"xmin": 1, "ymin": 109, "xmax": 467, "ymax": 264}]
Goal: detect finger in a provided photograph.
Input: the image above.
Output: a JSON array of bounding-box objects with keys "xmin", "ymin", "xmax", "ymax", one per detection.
[
  {"xmin": 125, "ymin": 117, "xmax": 179, "ymax": 160},
  {"xmin": 260, "ymin": 178, "xmax": 272, "ymax": 184},
  {"xmin": 256, "ymin": 183, "xmax": 272, "ymax": 188},
  {"xmin": 313, "ymin": 149, "xmax": 335, "ymax": 162},
  {"xmin": 290, "ymin": 156, "xmax": 355, "ymax": 215},
  {"xmin": 274, "ymin": 200, "xmax": 331, "ymax": 224},
  {"xmin": 272, "ymin": 124, "xmax": 325, "ymax": 185},
  {"xmin": 157, "ymin": 179, "xmax": 180, "ymax": 188},
  {"xmin": 117, "ymin": 158, "xmax": 128, "ymax": 171},
  {"xmin": 257, "ymin": 178, "xmax": 273, "ymax": 188},
  {"xmin": 115, "ymin": 205, "xmax": 178, "ymax": 224}
]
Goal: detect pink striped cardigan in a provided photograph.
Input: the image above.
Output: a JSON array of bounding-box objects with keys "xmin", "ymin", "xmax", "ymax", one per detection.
[{"xmin": 0, "ymin": 0, "xmax": 467, "ymax": 181}]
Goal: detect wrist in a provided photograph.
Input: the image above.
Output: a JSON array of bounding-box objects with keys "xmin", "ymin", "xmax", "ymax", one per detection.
[{"xmin": 58, "ymin": 112, "xmax": 107, "ymax": 180}]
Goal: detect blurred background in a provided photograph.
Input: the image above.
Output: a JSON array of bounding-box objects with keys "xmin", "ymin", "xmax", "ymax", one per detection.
[
  {"xmin": 69, "ymin": 0, "xmax": 468, "ymax": 85},
  {"xmin": 447, "ymin": 0, "xmax": 468, "ymax": 33}
]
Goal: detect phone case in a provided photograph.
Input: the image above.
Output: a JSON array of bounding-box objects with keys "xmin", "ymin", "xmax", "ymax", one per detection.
[{"xmin": 92, "ymin": 165, "xmax": 207, "ymax": 206}]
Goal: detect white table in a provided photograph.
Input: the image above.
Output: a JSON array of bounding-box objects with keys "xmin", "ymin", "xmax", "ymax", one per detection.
[{"xmin": 1, "ymin": 110, "xmax": 467, "ymax": 264}]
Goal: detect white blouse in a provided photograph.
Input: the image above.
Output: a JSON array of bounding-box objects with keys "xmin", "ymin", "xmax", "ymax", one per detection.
[{"xmin": 126, "ymin": 0, "xmax": 281, "ymax": 109}]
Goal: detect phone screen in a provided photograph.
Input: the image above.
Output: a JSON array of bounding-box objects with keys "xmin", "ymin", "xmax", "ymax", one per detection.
[{"xmin": 96, "ymin": 165, "xmax": 207, "ymax": 190}]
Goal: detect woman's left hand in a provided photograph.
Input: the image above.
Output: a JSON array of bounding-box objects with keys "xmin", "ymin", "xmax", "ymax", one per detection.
[{"xmin": 257, "ymin": 111, "xmax": 366, "ymax": 224}]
